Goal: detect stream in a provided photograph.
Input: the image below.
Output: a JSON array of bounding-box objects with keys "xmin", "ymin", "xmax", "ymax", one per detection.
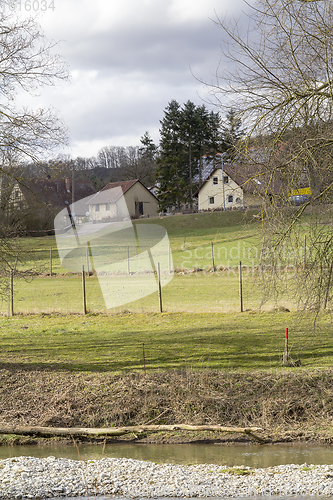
[{"xmin": 0, "ymin": 442, "xmax": 333, "ymax": 467}]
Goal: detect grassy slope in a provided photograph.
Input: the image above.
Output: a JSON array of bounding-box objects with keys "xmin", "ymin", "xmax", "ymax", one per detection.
[
  {"xmin": 13, "ymin": 210, "xmax": 262, "ymax": 273},
  {"xmin": 1, "ymin": 367, "xmax": 333, "ymax": 444}
]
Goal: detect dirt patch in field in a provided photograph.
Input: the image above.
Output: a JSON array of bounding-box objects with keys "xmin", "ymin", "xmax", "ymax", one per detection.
[{"xmin": 0, "ymin": 368, "xmax": 333, "ymax": 445}]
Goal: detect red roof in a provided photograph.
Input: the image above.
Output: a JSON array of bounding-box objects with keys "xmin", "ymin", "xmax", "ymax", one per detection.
[{"xmin": 88, "ymin": 179, "xmax": 158, "ymax": 205}]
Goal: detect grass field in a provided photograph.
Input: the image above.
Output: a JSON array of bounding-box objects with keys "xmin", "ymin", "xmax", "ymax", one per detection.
[
  {"xmin": 2, "ymin": 209, "xmax": 289, "ymax": 315},
  {"xmin": 0, "ymin": 208, "xmax": 329, "ymax": 376},
  {"xmin": 0, "ymin": 310, "xmax": 331, "ymax": 373},
  {"xmin": 12, "ymin": 210, "xmax": 262, "ymax": 274},
  {"xmin": 2, "ymin": 210, "xmax": 333, "ymax": 442},
  {"xmin": 1, "ymin": 271, "xmax": 295, "ymax": 316}
]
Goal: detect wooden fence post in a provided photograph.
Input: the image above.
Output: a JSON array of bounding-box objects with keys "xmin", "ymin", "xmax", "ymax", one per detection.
[
  {"xmin": 239, "ymin": 261, "xmax": 243, "ymax": 312},
  {"xmin": 211, "ymin": 242, "xmax": 216, "ymax": 271},
  {"xmin": 157, "ymin": 262, "xmax": 162, "ymax": 313},
  {"xmin": 9, "ymin": 270, "xmax": 14, "ymax": 317},
  {"xmin": 82, "ymin": 265, "xmax": 87, "ymax": 315},
  {"xmin": 50, "ymin": 247, "xmax": 53, "ymax": 276},
  {"xmin": 86, "ymin": 246, "xmax": 90, "ymax": 276}
]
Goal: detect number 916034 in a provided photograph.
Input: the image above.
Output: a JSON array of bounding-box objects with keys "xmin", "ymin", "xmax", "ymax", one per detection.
[{"xmin": 5, "ymin": 0, "xmax": 55, "ymax": 11}]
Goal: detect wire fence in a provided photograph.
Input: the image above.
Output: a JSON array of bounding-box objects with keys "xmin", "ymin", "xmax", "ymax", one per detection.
[{"xmin": 1, "ymin": 245, "xmax": 252, "ymax": 316}]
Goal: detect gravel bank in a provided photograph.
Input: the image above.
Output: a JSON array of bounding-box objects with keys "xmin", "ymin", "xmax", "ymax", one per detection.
[{"xmin": 0, "ymin": 456, "xmax": 333, "ymax": 498}]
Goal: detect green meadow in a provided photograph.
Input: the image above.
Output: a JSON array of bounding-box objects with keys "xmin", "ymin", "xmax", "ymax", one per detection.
[
  {"xmin": 0, "ymin": 310, "xmax": 331, "ymax": 372},
  {"xmin": 0, "ymin": 209, "xmax": 329, "ymax": 374},
  {"xmin": 12, "ymin": 210, "xmax": 262, "ymax": 275}
]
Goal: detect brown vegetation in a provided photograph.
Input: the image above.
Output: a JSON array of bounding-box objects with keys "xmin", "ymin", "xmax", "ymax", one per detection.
[{"xmin": 0, "ymin": 368, "xmax": 333, "ymax": 445}]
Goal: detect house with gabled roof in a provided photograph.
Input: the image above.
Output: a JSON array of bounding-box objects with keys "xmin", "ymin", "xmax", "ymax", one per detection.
[
  {"xmin": 197, "ymin": 163, "xmax": 281, "ymax": 211},
  {"xmin": 87, "ymin": 179, "xmax": 159, "ymax": 221}
]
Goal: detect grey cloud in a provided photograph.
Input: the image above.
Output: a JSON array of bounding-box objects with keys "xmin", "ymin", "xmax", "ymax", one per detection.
[
  {"xmin": 57, "ymin": 19, "xmax": 222, "ymax": 78},
  {"xmin": 36, "ymin": 0, "xmax": 244, "ymax": 155}
]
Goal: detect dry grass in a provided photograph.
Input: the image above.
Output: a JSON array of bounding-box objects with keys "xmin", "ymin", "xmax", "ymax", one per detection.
[{"xmin": 1, "ymin": 368, "xmax": 333, "ymax": 443}]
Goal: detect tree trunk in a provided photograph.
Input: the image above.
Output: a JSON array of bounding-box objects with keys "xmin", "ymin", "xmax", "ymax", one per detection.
[{"xmin": 0, "ymin": 424, "xmax": 264, "ymax": 442}]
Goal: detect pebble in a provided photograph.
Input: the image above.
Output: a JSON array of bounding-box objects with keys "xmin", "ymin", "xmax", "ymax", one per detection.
[{"xmin": 0, "ymin": 456, "xmax": 332, "ymax": 498}]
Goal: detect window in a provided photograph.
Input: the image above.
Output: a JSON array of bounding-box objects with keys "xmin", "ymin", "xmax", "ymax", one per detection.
[
  {"xmin": 223, "ymin": 176, "xmax": 229, "ymax": 184},
  {"xmin": 135, "ymin": 201, "xmax": 144, "ymax": 215},
  {"xmin": 212, "ymin": 177, "xmax": 218, "ymax": 185},
  {"xmin": 209, "ymin": 197, "xmax": 215, "ymax": 205},
  {"xmin": 236, "ymin": 197, "xmax": 241, "ymax": 204},
  {"xmin": 228, "ymin": 195, "xmax": 233, "ymax": 203},
  {"xmin": 106, "ymin": 203, "xmax": 110, "ymax": 211},
  {"xmin": 95, "ymin": 204, "xmax": 100, "ymax": 212}
]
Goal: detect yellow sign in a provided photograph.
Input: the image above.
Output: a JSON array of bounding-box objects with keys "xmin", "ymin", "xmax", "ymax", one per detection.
[{"xmin": 288, "ymin": 187, "xmax": 311, "ymax": 196}]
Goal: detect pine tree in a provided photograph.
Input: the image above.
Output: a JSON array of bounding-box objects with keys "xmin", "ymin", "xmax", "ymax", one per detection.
[
  {"xmin": 156, "ymin": 100, "xmax": 223, "ymax": 211},
  {"xmin": 221, "ymin": 109, "xmax": 244, "ymax": 160},
  {"xmin": 156, "ymin": 100, "xmax": 185, "ymax": 211},
  {"xmin": 135, "ymin": 132, "xmax": 157, "ymax": 185},
  {"xmin": 139, "ymin": 132, "xmax": 157, "ymax": 161}
]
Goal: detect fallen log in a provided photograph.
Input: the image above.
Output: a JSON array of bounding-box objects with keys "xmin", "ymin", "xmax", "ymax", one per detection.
[{"xmin": 0, "ymin": 424, "xmax": 265, "ymax": 443}]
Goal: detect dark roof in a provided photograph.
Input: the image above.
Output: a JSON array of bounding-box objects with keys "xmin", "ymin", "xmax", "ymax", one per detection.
[
  {"xmin": 193, "ymin": 154, "xmax": 224, "ymax": 184},
  {"xmin": 18, "ymin": 179, "xmax": 96, "ymax": 215},
  {"xmin": 88, "ymin": 179, "xmax": 158, "ymax": 205},
  {"xmin": 197, "ymin": 164, "xmax": 283, "ymax": 196}
]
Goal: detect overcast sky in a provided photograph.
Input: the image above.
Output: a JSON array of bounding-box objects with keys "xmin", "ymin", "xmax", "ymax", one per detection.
[{"xmin": 17, "ymin": 0, "xmax": 247, "ymax": 159}]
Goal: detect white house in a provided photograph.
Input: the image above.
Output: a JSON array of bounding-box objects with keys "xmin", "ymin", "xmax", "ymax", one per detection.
[
  {"xmin": 197, "ymin": 165, "xmax": 266, "ymax": 211},
  {"xmin": 198, "ymin": 166, "xmax": 243, "ymax": 211},
  {"xmin": 87, "ymin": 179, "xmax": 159, "ymax": 221}
]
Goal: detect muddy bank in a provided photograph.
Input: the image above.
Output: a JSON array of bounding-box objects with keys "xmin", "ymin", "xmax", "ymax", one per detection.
[{"xmin": 0, "ymin": 368, "xmax": 333, "ymax": 445}]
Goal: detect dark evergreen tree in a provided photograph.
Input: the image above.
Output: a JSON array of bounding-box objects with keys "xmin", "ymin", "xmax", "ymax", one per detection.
[
  {"xmin": 221, "ymin": 109, "xmax": 245, "ymax": 160},
  {"xmin": 156, "ymin": 100, "xmax": 185, "ymax": 211},
  {"xmin": 193, "ymin": 106, "xmax": 220, "ymax": 185},
  {"xmin": 179, "ymin": 101, "xmax": 200, "ymax": 204},
  {"xmin": 156, "ymin": 100, "xmax": 223, "ymax": 211},
  {"xmin": 139, "ymin": 131, "xmax": 157, "ymax": 161}
]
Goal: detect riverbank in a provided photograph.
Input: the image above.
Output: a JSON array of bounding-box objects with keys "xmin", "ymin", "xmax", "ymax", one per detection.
[
  {"xmin": 1, "ymin": 368, "xmax": 333, "ymax": 446},
  {"xmin": 1, "ymin": 456, "xmax": 333, "ymax": 498}
]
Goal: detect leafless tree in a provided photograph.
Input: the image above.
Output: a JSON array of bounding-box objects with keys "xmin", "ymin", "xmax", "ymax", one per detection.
[
  {"xmin": 0, "ymin": 4, "xmax": 68, "ymax": 164},
  {"xmin": 206, "ymin": 0, "xmax": 333, "ymax": 310},
  {"xmin": 0, "ymin": 1, "xmax": 68, "ymax": 282}
]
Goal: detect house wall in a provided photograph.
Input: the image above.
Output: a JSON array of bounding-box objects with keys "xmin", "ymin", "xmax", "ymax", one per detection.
[
  {"xmin": 198, "ymin": 169, "xmax": 243, "ymax": 211},
  {"xmin": 8, "ymin": 184, "xmax": 25, "ymax": 210},
  {"xmin": 89, "ymin": 202, "xmax": 118, "ymax": 222},
  {"xmin": 89, "ymin": 183, "xmax": 159, "ymax": 221},
  {"xmin": 124, "ymin": 183, "xmax": 158, "ymax": 217}
]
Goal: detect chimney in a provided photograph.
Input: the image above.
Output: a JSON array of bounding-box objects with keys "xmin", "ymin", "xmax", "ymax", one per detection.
[{"xmin": 65, "ymin": 178, "xmax": 71, "ymax": 192}]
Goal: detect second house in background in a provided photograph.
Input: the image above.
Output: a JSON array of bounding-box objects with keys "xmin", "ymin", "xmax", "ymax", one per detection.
[{"xmin": 197, "ymin": 163, "xmax": 278, "ymax": 211}]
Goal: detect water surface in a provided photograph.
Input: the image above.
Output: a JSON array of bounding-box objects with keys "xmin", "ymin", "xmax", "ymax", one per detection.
[{"xmin": 1, "ymin": 442, "xmax": 333, "ymax": 467}]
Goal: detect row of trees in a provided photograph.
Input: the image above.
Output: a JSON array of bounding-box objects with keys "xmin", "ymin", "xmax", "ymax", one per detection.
[
  {"xmin": 3, "ymin": 102, "xmax": 244, "ymax": 206},
  {"xmin": 70, "ymin": 103, "xmax": 242, "ymax": 208}
]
